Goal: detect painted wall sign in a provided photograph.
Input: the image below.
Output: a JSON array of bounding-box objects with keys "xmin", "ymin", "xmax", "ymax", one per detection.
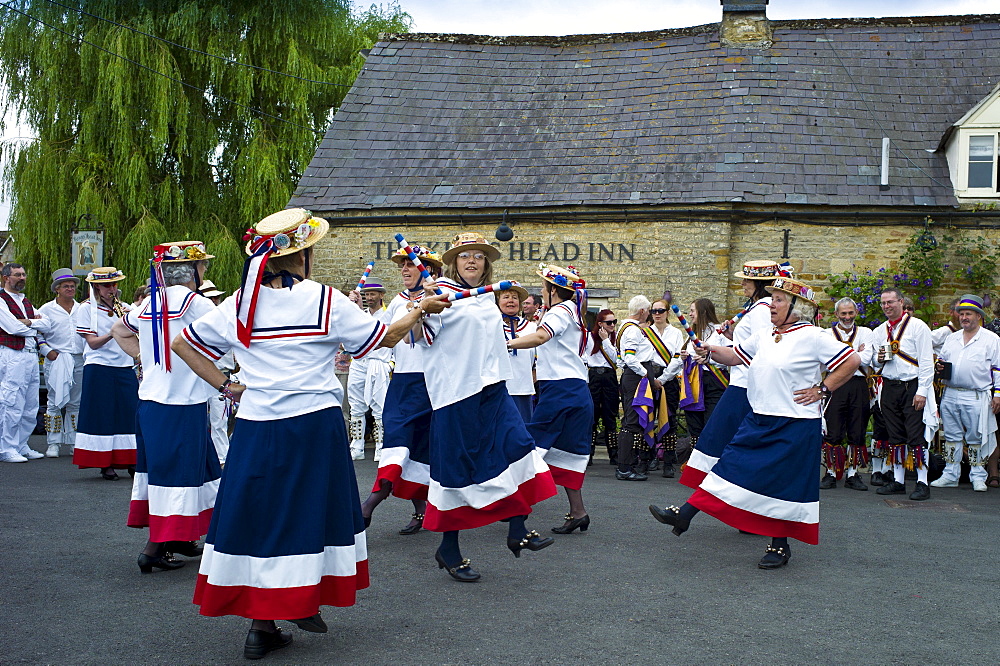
[{"xmin": 370, "ymin": 240, "xmax": 635, "ymax": 262}]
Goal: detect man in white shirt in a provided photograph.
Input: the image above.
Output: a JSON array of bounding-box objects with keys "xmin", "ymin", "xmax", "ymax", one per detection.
[
  {"xmin": 932, "ymin": 294, "xmax": 1000, "ymax": 492},
  {"xmin": 0, "ymin": 264, "xmax": 48, "ymax": 462},
  {"xmin": 821, "ymin": 297, "xmax": 875, "ymax": 491},
  {"xmin": 871, "ymin": 288, "xmax": 935, "ymax": 501},
  {"xmin": 347, "ymin": 280, "xmax": 392, "ymax": 461},
  {"xmin": 614, "ymin": 295, "xmax": 655, "ymax": 481},
  {"xmin": 36, "ymin": 269, "xmax": 85, "ymax": 457}
]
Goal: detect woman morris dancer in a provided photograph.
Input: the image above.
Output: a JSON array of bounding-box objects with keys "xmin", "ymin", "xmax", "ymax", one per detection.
[
  {"xmin": 112, "ymin": 241, "xmax": 219, "ymax": 573},
  {"xmin": 361, "ymin": 244, "xmax": 443, "ymax": 535},
  {"xmin": 508, "ymin": 264, "xmax": 594, "ymax": 535},
  {"xmin": 420, "ymin": 232, "xmax": 557, "ymax": 582},
  {"xmin": 497, "ymin": 282, "xmax": 537, "ymax": 423},
  {"xmin": 173, "ymin": 209, "xmax": 449, "ymax": 659},
  {"xmin": 649, "ymin": 277, "xmax": 860, "ymax": 568},
  {"xmin": 678, "ymin": 260, "xmax": 782, "ymax": 489}
]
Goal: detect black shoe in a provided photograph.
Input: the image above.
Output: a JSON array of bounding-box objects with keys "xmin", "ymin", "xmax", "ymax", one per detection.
[
  {"xmin": 435, "ymin": 550, "xmax": 481, "ymax": 582},
  {"xmin": 165, "ymin": 541, "xmax": 203, "ymax": 558},
  {"xmin": 757, "ymin": 545, "xmax": 791, "ymax": 569},
  {"xmin": 648, "ymin": 459, "xmax": 660, "ymax": 472},
  {"xmin": 870, "ymin": 471, "xmax": 886, "ymax": 487},
  {"xmin": 876, "ymin": 480, "xmax": 906, "ymax": 495},
  {"xmin": 661, "ymin": 463, "xmax": 675, "ymax": 479},
  {"xmin": 289, "ymin": 614, "xmax": 328, "ymax": 633},
  {"xmin": 244, "ymin": 628, "xmax": 293, "ymax": 659},
  {"xmin": 551, "ymin": 514, "xmax": 590, "ymax": 534},
  {"xmin": 137, "ymin": 552, "xmax": 185, "ymax": 574},
  {"xmin": 819, "ymin": 474, "xmax": 837, "ymax": 490},
  {"xmin": 101, "ymin": 468, "xmax": 119, "ymax": 481},
  {"xmin": 648, "ymin": 504, "xmax": 690, "ymax": 536},
  {"xmin": 398, "ymin": 512, "xmax": 424, "ymax": 536},
  {"xmin": 507, "ymin": 530, "xmax": 554, "ymax": 558},
  {"xmin": 844, "ymin": 474, "xmax": 869, "ymax": 491},
  {"xmin": 909, "ymin": 481, "xmax": 930, "ymax": 501},
  {"xmin": 615, "ymin": 469, "xmax": 648, "ymax": 481}
]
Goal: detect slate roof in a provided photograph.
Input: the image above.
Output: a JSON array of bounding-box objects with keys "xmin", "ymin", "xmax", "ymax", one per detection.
[{"xmin": 289, "ymin": 14, "xmax": 1000, "ymax": 212}]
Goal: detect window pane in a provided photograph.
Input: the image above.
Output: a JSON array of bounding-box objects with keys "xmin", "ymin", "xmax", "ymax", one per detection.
[
  {"xmin": 969, "ymin": 135, "xmax": 993, "ymax": 159},
  {"xmin": 968, "ymin": 135, "xmax": 995, "ymax": 188}
]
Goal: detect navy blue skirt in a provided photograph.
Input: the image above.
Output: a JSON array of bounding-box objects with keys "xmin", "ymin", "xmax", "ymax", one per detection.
[
  {"xmin": 373, "ymin": 373, "xmax": 431, "ymax": 500},
  {"xmin": 194, "ymin": 406, "xmax": 368, "ymax": 619},
  {"xmin": 128, "ymin": 400, "xmax": 220, "ymax": 541},
  {"xmin": 679, "ymin": 385, "xmax": 750, "ymax": 489},
  {"xmin": 73, "ymin": 364, "xmax": 138, "ymax": 469},
  {"xmin": 528, "ymin": 378, "xmax": 593, "ymax": 489},
  {"xmin": 424, "ymin": 382, "xmax": 556, "ymax": 532}
]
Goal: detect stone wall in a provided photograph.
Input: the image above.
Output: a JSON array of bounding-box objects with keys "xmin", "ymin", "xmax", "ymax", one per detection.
[{"xmin": 312, "ymin": 209, "xmax": 1000, "ymax": 324}]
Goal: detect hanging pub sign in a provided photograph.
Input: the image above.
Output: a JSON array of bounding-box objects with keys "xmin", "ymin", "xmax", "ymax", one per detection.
[{"xmin": 72, "ymin": 230, "xmax": 104, "ymax": 276}]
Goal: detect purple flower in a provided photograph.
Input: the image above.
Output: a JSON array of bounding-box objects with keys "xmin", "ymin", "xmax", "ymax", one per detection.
[
  {"xmin": 866, "ymin": 296, "xmax": 874, "ymax": 303},
  {"xmin": 911, "ymin": 279, "xmax": 919, "ymax": 286},
  {"xmin": 919, "ymin": 295, "xmax": 926, "ymax": 301},
  {"xmin": 924, "ymin": 279, "xmax": 933, "ymax": 286},
  {"xmin": 853, "ymin": 287, "xmax": 861, "ymax": 294},
  {"xmin": 876, "ymin": 279, "xmax": 884, "ymax": 287}
]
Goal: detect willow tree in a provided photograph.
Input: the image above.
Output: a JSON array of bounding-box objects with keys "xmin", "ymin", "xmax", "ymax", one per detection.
[{"xmin": 0, "ymin": 0, "xmax": 409, "ymax": 302}]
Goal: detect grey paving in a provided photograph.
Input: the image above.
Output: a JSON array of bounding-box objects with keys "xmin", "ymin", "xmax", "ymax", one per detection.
[
  {"xmin": 2, "ymin": 433, "xmax": 998, "ymax": 664},
  {"xmin": 290, "ymin": 14, "xmax": 1000, "ymax": 213}
]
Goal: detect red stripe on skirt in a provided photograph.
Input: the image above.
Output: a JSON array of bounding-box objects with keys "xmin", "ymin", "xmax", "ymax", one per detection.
[
  {"xmin": 548, "ymin": 465, "xmax": 585, "ymax": 491},
  {"xmin": 423, "ymin": 471, "xmax": 557, "ymax": 532},
  {"xmin": 73, "ymin": 448, "xmax": 136, "ymax": 469},
  {"xmin": 678, "ymin": 465, "xmax": 708, "ymax": 490},
  {"xmin": 193, "ymin": 559, "xmax": 370, "ymax": 619},
  {"xmin": 688, "ymin": 487, "xmax": 819, "ymax": 545},
  {"xmin": 372, "ymin": 465, "xmax": 429, "ymax": 501},
  {"xmin": 127, "ymin": 500, "xmax": 214, "ymax": 541}
]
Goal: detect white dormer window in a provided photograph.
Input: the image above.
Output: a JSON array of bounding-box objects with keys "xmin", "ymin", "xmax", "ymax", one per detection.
[
  {"xmin": 967, "ymin": 135, "xmax": 997, "ymax": 190},
  {"xmin": 943, "ymin": 84, "xmax": 1000, "ymax": 200}
]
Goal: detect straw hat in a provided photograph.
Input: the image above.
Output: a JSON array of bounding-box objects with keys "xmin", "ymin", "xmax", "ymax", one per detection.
[
  {"xmin": 955, "ymin": 294, "xmax": 986, "ymax": 318},
  {"xmin": 765, "ymin": 277, "xmax": 818, "ymax": 306},
  {"xmin": 49, "ymin": 268, "xmax": 80, "ymax": 292},
  {"xmin": 244, "ymin": 208, "xmax": 329, "ymax": 257},
  {"xmin": 441, "ymin": 232, "xmax": 501, "ymax": 264},
  {"xmin": 360, "ymin": 279, "xmax": 386, "ymax": 293},
  {"xmin": 198, "ymin": 279, "xmax": 225, "ymax": 299},
  {"xmin": 497, "ymin": 280, "xmax": 529, "ymax": 301},
  {"xmin": 536, "ymin": 263, "xmax": 586, "ymax": 290},
  {"xmin": 734, "ymin": 260, "xmax": 782, "ymax": 280},
  {"xmin": 152, "ymin": 240, "xmax": 214, "ymax": 263},
  {"xmin": 85, "ymin": 267, "xmax": 126, "ymax": 283},
  {"xmin": 390, "ymin": 244, "xmax": 443, "ymax": 268}
]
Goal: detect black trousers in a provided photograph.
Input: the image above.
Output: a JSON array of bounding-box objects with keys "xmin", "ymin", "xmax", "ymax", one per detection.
[
  {"xmin": 880, "ymin": 379, "xmax": 925, "ymax": 448},
  {"xmin": 825, "ymin": 375, "xmax": 870, "ymax": 447},
  {"xmin": 617, "ymin": 363, "xmax": 657, "ymax": 471},
  {"xmin": 683, "ymin": 371, "xmax": 727, "ymax": 439},
  {"xmin": 588, "ymin": 367, "xmax": 620, "ymax": 432}
]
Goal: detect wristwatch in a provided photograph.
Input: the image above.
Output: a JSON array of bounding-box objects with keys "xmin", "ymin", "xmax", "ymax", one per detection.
[{"xmin": 817, "ymin": 383, "xmax": 831, "ymax": 398}]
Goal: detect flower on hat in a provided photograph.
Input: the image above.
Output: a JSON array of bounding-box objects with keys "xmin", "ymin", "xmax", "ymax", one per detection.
[
  {"xmin": 185, "ymin": 244, "xmax": 207, "ymax": 260},
  {"xmin": 167, "ymin": 245, "xmax": 184, "ymax": 258}
]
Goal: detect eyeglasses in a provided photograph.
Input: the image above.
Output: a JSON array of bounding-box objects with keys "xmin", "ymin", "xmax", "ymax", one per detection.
[
  {"xmin": 457, "ymin": 252, "xmax": 486, "ymax": 261},
  {"xmin": 601, "ymin": 319, "xmax": 617, "ymax": 325},
  {"xmin": 880, "ymin": 299, "xmax": 900, "ymax": 306},
  {"xmin": 649, "ymin": 308, "xmax": 668, "ymax": 315}
]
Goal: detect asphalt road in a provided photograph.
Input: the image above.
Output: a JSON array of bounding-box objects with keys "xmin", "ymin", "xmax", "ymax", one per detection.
[{"xmin": 2, "ymin": 435, "xmax": 998, "ymax": 665}]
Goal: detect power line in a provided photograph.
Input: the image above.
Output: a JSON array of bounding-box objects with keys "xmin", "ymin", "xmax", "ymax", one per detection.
[
  {"xmin": 0, "ymin": 1, "xmax": 327, "ymax": 136},
  {"xmin": 40, "ymin": 0, "xmax": 355, "ymax": 89}
]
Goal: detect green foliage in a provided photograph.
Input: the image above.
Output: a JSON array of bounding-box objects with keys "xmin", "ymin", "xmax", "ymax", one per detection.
[
  {"xmin": 825, "ymin": 268, "xmax": 889, "ymax": 329},
  {"xmin": 945, "ymin": 233, "xmax": 999, "ymax": 296},
  {"xmin": 0, "ymin": 0, "xmax": 411, "ymax": 303},
  {"xmin": 897, "ymin": 225, "xmax": 945, "ymax": 323}
]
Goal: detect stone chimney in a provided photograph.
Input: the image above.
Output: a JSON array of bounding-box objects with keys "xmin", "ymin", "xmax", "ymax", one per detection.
[{"xmin": 720, "ymin": 0, "xmax": 772, "ymax": 49}]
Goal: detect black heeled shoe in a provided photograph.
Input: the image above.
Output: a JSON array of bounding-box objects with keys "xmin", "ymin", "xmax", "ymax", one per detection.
[
  {"xmin": 757, "ymin": 544, "xmax": 791, "ymax": 569},
  {"xmin": 289, "ymin": 613, "xmax": 328, "ymax": 633},
  {"xmin": 101, "ymin": 468, "xmax": 119, "ymax": 481},
  {"xmin": 165, "ymin": 541, "xmax": 203, "ymax": 558},
  {"xmin": 398, "ymin": 512, "xmax": 424, "ymax": 536},
  {"xmin": 506, "ymin": 530, "xmax": 554, "ymax": 557},
  {"xmin": 138, "ymin": 552, "xmax": 185, "ymax": 574},
  {"xmin": 551, "ymin": 513, "xmax": 590, "ymax": 534},
  {"xmin": 648, "ymin": 504, "xmax": 690, "ymax": 536},
  {"xmin": 435, "ymin": 549, "xmax": 481, "ymax": 582},
  {"xmin": 244, "ymin": 628, "xmax": 293, "ymax": 659}
]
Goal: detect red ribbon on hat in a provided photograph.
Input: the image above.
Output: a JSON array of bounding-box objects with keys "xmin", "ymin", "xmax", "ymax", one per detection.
[{"xmin": 236, "ymin": 235, "xmax": 276, "ymax": 347}]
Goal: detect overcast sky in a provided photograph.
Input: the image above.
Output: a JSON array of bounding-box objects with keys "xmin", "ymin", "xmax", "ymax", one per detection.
[{"xmin": 2, "ymin": 0, "xmax": 998, "ymax": 230}]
